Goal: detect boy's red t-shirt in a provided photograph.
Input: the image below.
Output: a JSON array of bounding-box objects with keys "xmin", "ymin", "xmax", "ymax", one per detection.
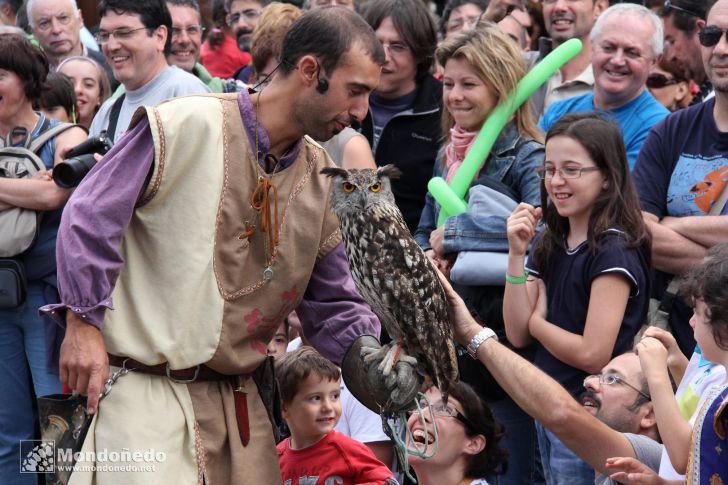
[{"xmin": 277, "ymin": 430, "xmax": 394, "ymax": 485}]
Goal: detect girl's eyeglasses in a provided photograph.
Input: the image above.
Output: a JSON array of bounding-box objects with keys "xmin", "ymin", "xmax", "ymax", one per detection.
[
  {"xmin": 535, "ymin": 166, "xmax": 600, "ymax": 179},
  {"xmin": 646, "ymin": 73, "xmax": 679, "ymax": 89}
]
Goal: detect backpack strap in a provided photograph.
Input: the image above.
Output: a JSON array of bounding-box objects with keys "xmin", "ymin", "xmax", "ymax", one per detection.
[
  {"xmin": 27, "ymin": 122, "xmax": 85, "ymax": 155},
  {"xmin": 106, "ymin": 94, "xmax": 126, "ymax": 143}
]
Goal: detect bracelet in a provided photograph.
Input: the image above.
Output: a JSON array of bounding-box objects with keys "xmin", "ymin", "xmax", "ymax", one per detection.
[
  {"xmin": 466, "ymin": 327, "xmax": 498, "ymax": 359},
  {"xmin": 505, "ymin": 270, "xmax": 529, "ymax": 284}
]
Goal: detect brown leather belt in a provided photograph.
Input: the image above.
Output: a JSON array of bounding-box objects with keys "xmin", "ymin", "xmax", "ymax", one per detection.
[
  {"xmin": 108, "ymin": 354, "xmax": 232, "ymax": 383},
  {"xmin": 107, "ymin": 354, "xmax": 251, "ymax": 446}
]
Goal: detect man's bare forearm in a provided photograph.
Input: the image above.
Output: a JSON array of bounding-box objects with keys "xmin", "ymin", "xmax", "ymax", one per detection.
[
  {"xmin": 645, "ymin": 218, "xmax": 706, "ymax": 275},
  {"xmin": 474, "ymin": 339, "xmax": 635, "ymax": 474},
  {"xmin": 661, "ymin": 215, "xmax": 728, "ymax": 248}
]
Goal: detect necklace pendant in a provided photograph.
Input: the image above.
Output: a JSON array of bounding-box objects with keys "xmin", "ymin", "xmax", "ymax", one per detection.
[{"xmin": 263, "ymin": 266, "xmax": 273, "ymax": 281}]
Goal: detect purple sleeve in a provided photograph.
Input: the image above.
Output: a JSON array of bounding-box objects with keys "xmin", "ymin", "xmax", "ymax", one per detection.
[
  {"xmin": 39, "ymin": 119, "xmax": 155, "ymax": 328},
  {"xmin": 296, "ymin": 243, "xmax": 381, "ymax": 366}
]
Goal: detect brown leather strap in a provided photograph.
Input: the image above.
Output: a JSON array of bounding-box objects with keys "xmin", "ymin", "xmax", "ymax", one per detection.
[
  {"xmin": 107, "ymin": 354, "xmax": 232, "ymax": 382},
  {"xmin": 108, "ymin": 354, "xmax": 252, "ymax": 448},
  {"xmin": 234, "ymin": 390, "xmax": 250, "ymax": 447}
]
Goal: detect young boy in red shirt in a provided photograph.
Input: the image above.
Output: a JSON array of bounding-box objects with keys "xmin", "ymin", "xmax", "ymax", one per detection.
[{"xmin": 276, "ymin": 346, "xmax": 397, "ymax": 485}]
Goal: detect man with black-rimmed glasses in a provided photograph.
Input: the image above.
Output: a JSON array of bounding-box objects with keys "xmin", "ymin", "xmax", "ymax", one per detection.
[
  {"xmin": 88, "ymin": 0, "xmax": 208, "ymax": 141},
  {"xmin": 443, "ymin": 278, "xmax": 666, "ymax": 485}
]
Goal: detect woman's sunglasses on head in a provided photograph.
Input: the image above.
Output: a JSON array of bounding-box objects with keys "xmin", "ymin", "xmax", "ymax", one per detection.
[{"xmin": 646, "ymin": 73, "xmax": 680, "ymax": 89}]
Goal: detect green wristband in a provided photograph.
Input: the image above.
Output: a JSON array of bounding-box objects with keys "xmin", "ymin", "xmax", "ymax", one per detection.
[{"xmin": 505, "ymin": 270, "xmax": 529, "ymax": 284}]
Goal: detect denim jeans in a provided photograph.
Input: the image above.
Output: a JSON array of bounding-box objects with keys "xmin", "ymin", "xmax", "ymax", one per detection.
[
  {"xmin": 0, "ymin": 281, "xmax": 61, "ymax": 485},
  {"xmin": 487, "ymin": 396, "xmax": 545, "ymax": 485},
  {"xmin": 536, "ymin": 421, "xmax": 594, "ymax": 485}
]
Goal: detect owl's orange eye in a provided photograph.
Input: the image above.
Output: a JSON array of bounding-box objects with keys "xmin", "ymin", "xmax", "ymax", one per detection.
[
  {"xmin": 370, "ymin": 183, "xmax": 381, "ymax": 192},
  {"xmin": 343, "ymin": 182, "xmax": 355, "ymax": 193}
]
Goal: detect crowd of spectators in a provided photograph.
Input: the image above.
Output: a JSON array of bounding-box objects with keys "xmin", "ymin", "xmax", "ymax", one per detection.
[{"xmin": 1, "ymin": 0, "xmax": 728, "ymax": 483}]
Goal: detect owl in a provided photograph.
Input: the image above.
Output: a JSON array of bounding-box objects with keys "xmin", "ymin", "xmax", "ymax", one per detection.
[{"xmin": 321, "ymin": 164, "xmax": 458, "ymax": 405}]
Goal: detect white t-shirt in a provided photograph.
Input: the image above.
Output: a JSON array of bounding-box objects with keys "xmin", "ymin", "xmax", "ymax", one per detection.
[{"xmin": 90, "ymin": 65, "xmax": 210, "ymax": 141}]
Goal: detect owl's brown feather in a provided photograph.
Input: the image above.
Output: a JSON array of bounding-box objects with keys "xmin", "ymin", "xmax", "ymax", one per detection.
[{"xmin": 322, "ymin": 165, "xmax": 459, "ymax": 402}]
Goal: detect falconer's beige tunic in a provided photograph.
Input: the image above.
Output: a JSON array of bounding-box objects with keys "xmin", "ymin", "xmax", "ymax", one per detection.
[{"xmin": 70, "ymin": 94, "xmax": 342, "ymax": 485}]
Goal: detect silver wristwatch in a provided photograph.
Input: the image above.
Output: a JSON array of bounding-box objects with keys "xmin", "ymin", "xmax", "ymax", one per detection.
[{"xmin": 466, "ymin": 327, "xmax": 498, "ymax": 359}]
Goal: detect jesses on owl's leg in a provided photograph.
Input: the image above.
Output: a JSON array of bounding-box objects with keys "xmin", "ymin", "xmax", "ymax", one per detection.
[{"xmin": 361, "ymin": 342, "xmax": 418, "ymax": 383}]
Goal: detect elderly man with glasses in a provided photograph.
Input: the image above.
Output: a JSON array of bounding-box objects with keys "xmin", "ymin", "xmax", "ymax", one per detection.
[
  {"xmin": 661, "ymin": 0, "xmax": 718, "ymax": 105},
  {"xmin": 27, "ymin": 0, "xmax": 115, "ymax": 84}
]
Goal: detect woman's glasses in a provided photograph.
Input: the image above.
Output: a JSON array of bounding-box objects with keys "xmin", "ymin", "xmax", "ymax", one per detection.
[
  {"xmin": 410, "ymin": 399, "xmax": 477, "ymax": 431},
  {"xmin": 646, "ymin": 73, "xmax": 679, "ymax": 89},
  {"xmin": 699, "ymin": 25, "xmax": 728, "ymax": 47}
]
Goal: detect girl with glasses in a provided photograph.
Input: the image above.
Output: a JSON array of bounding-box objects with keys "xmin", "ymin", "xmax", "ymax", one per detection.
[
  {"xmin": 413, "ymin": 23, "xmax": 544, "ymax": 484},
  {"xmin": 407, "ymin": 381, "xmax": 508, "ymax": 485},
  {"xmin": 504, "ymin": 112, "xmax": 651, "ymax": 484}
]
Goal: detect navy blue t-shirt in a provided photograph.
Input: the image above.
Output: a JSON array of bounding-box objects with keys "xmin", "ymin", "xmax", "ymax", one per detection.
[
  {"xmin": 633, "ymin": 98, "xmax": 728, "ymax": 355},
  {"xmin": 525, "ymin": 229, "xmax": 650, "ymax": 398}
]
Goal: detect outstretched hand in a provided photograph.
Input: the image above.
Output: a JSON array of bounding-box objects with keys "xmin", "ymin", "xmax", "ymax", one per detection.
[
  {"xmin": 641, "ymin": 326, "xmax": 686, "ymax": 371},
  {"xmin": 605, "ymin": 457, "xmax": 667, "ymax": 485},
  {"xmin": 435, "ymin": 268, "xmax": 482, "ymax": 346},
  {"xmin": 634, "ymin": 336, "xmax": 668, "ymax": 378}
]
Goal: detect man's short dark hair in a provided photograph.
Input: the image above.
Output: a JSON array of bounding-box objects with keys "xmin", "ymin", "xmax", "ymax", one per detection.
[
  {"xmin": 279, "ymin": 6, "xmax": 385, "ymax": 78},
  {"xmin": 39, "ymin": 72, "xmax": 76, "ymax": 120},
  {"xmin": 661, "ymin": 0, "xmax": 716, "ymax": 33},
  {"xmin": 276, "ymin": 346, "xmax": 340, "ymax": 404},
  {"xmin": 223, "ymin": 0, "xmax": 265, "ymax": 14},
  {"xmin": 99, "ymin": 0, "xmax": 173, "ymax": 55},
  {"xmin": 362, "ymin": 0, "xmax": 437, "ymax": 83},
  {"xmin": 166, "ymin": 0, "xmax": 201, "ymax": 17}
]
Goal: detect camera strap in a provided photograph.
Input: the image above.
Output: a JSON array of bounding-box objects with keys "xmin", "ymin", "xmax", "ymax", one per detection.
[{"xmin": 106, "ymin": 94, "xmax": 126, "ymax": 143}]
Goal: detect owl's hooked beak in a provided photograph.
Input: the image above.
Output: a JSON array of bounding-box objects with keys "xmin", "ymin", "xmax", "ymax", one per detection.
[{"xmin": 354, "ymin": 188, "xmax": 368, "ymax": 211}]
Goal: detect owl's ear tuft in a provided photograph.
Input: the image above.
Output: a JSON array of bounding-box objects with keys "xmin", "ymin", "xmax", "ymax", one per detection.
[
  {"xmin": 320, "ymin": 167, "xmax": 349, "ymax": 179},
  {"xmin": 377, "ymin": 164, "xmax": 402, "ymax": 180}
]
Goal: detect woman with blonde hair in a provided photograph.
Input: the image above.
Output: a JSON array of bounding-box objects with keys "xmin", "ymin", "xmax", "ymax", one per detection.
[{"xmin": 414, "ymin": 22, "xmax": 544, "ymax": 485}]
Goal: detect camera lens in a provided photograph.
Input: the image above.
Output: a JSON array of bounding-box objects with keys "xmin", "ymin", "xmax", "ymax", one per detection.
[{"xmin": 52, "ymin": 154, "xmax": 97, "ymax": 188}]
